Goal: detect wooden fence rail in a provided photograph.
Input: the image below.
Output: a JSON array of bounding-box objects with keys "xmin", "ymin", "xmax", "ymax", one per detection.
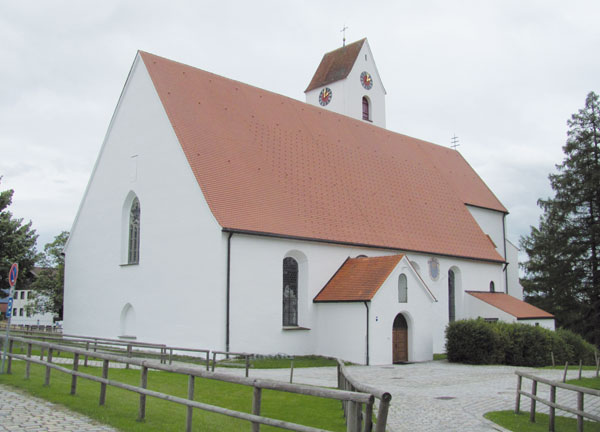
[
  {"xmin": 515, "ymin": 371, "xmax": 600, "ymax": 432},
  {"xmin": 3, "ymin": 336, "xmax": 386, "ymax": 432},
  {"xmin": 337, "ymin": 359, "xmax": 391, "ymax": 432}
]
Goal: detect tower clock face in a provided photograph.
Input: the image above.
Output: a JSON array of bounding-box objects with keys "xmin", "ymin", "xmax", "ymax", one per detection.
[
  {"xmin": 319, "ymin": 87, "xmax": 332, "ymax": 106},
  {"xmin": 360, "ymin": 71, "xmax": 373, "ymax": 90}
]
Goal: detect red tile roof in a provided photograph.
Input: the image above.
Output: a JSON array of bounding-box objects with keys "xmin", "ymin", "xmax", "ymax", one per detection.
[
  {"xmin": 467, "ymin": 291, "xmax": 554, "ymax": 319},
  {"xmin": 305, "ymin": 39, "xmax": 366, "ymax": 92},
  {"xmin": 314, "ymin": 255, "xmax": 403, "ymax": 302},
  {"xmin": 140, "ymin": 52, "xmax": 506, "ymax": 262}
]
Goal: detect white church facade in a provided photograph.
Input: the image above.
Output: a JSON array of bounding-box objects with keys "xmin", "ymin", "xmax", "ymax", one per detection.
[{"xmin": 64, "ymin": 39, "xmax": 554, "ymax": 365}]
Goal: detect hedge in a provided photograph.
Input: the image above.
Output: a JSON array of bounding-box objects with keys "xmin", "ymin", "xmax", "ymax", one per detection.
[{"xmin": 445, "ymin": 319, "xmax": 598, "ymax": 366}]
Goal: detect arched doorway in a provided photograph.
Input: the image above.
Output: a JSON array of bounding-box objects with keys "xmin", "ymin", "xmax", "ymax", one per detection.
[{"xmin": 392, "ymin": 313, "xmax": 408, "ymax": 363}]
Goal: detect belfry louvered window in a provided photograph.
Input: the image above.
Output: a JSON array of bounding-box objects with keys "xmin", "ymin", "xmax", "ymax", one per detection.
[
  {"xmin": 282, "ymin": 257, "xmax": 298, "ymax": 326},
  {"xmin": 128, "ymin": 197, "xmax": 141, "ymax": 264}
]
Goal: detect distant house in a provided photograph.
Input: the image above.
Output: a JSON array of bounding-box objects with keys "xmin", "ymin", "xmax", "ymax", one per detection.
[
  {"xmin": 64, "ymin": 38, "xmax": 553, "ymax": 364},
  {"xmin": 7, "ymin": 268, "xmax": 55, "ymax": 327}
]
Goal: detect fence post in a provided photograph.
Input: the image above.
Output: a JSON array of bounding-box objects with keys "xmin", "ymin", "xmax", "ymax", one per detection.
[
  {"xmin": 578, "ymin": 359, "xmax": 582, "ymax": 380},
  {"xmin": 577, "ymin": 392, "xmax": 584, "ymax": 432},
  {"xmin": 549, "ymin": 385, "xmax": 556, "ymax": 432},
  {"xmin": 25, "ymin": 343, "xmax": 32, "ymax": 379},
  {"xmin": 212, "ymin": 352, "xmax": 216, "ymax": 372},
  {"xmin": 84, "ymin": 341, "xmax": 89, "ymax": 367},
  {"xmin": 44, "ymin": 348, "xmax": 53, "ymax": 386},
  {"xmin": 126, "ymin": 344, "xmax": 132, "ymax": 369},
  {"xmin": 40, "ymin": 347, "xmax": 44, "ymax": 361},
  {"xmin": 186, "ymin": 375, "xmax": 195, "ymax": 432},
  {"xmin": 596, "ymin": 353, "xmax": 599, "ymax": 378},
  {"xmin": 71, "ymin": 353, "xmax": 79, "ymax": 395},
  {"xmin": 6, "ymin": 340, "xmax": 13, "ymax": 374},
  {"xmin": 169, "ymin": 348, "xmax": 173, "ymax": 365},
  {"xmin": 562, "ymin": 362, "xmax": 569, "ymax": 383},
  {"xmin": 138, "ymin": 365, "xmax": 148, "ymax": 421},
  {"xmin": 252, "ymin": 386, "xmax": 262, "ymax": 432},
  {"xmin": 364, "ymin": 398, "xmax": 374, "ymax": 432},
  {"xmin": 99, "ymin": 359, "xmax": 109, "ymax": 406},
  {"xmin": 529, "ymin": 379, "xmax": 537, "ymax": 423},
  {"xmin": 205, "ymin": 351, "xmax": 210, "ymax": 371},
  {"xmin": 245, "ymin": 355, "xmax": 250, "ymax": 378},
  {"xmin": 374, "ymin": 393, "xmax": 391, "ymax": 432},
  {"xmin": 514, "ymin": 374, "xmax": 522, "ymax": 414},
  {"xmin": 551, "ymin": 351, "xmax": 555, "ymax": 367},
  {"xmin": 289, "ymin": 358, "xmax": 294, "ymax": 384}
]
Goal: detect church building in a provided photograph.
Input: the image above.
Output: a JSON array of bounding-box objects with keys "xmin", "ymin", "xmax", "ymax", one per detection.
[{"xmin": 63, "ymin": 39, "xmax": 554, "ymax": 364}]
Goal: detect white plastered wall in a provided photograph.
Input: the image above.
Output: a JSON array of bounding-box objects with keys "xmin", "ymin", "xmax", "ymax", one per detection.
[
  {"xmin": 369, "ymin": 258, "xmax": 435, "ymax": 364},
  {"xmin": 518, "ymin": 318, "xmax": 555, "ymax": 330},
  {"xmin": 64, "ymin": 54, "xmax": 227, "ymax": 349},
  {"xmin": 506, "ymin": 240, "xmax": 524, "ymax": 299}
]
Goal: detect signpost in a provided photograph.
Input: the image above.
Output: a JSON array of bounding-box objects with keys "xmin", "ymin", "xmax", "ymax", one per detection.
[{"xmin": 1, "ymin": 263, "xmax": 18, "ymax": 374}]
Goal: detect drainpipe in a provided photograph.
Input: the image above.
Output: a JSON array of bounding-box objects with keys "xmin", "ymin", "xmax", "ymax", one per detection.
[
  {"xmin": 226, "ymin": 232, "xmax": 233, "ymax": 353},
  {"xmin": 363, "ymin": 301, "xmax": 370, "ymax": 365},
  {"xmin": 502, "ymin": 214, "xmax": 508, "ymax": 294}
]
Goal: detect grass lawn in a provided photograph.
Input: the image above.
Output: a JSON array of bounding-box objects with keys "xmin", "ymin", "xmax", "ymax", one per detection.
[
  {"xmin": 221, "ymin": 355, "xmax": 338, "ymax": 369},
  {"xmin": 433, "ymin": 353, "xmax": 447, "ymax": 361},
  {"xmin": 566, "ymin": 375, "xmax": 600, "ymax": 390},
  {"xmin": 0, "ymin": 360, "xmax": 346, "ymax": 432},
  {"xmin": 485, "ymin": 410, "xmax": 600, "ymax": 432}
]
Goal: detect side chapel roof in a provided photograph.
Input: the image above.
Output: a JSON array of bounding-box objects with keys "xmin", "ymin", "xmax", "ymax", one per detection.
[
  {"xmin": 139, "ymin": 51, "xmax": 507, "ymax": 262},
  {"xmin": 314, "ymin": 255, "xmax": 403, "ymax": 302},
  {"xmin": 466, "ymin": 291, "xmax": 554, "ymax": 319},
  {"xmin": 304, "ymin": 38, "xmax": 366, "ymax": 92}
]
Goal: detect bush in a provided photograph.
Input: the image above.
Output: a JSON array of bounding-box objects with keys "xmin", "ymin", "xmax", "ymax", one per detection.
[
  {"xmin": 446, "ymin": 319, "xmax": 598, "ymax": 366},
  {"xmin": 445, "ymin": 319, "xmax": 504, "ymax": 364}
]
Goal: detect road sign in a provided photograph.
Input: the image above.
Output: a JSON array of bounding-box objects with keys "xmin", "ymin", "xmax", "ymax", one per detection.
[
  {"xmin": 8, "ymin": 263, "xmax": 18, "ymax": 287},
  {"xmin": 5, "ymin": 298, "xmax": 12, "ymax": 318}
]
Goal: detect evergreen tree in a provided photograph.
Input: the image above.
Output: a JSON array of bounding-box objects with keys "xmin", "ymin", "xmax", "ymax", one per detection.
[
  {"xmin": 521, "ymin": 91, "xmax": 600, "ymax": 345},
  {"xmin": 0, "ymin": 177, "xmax": 39, "ymax": 293},
  {"xmin": 28, "ymin": 231, "xmax": 68, "ymax": 320}
]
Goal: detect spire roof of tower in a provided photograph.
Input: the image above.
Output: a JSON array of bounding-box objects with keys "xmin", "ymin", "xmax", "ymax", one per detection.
[{"xmin": 305, "ymin": 38, "xmax": 366, "ymax": 92}]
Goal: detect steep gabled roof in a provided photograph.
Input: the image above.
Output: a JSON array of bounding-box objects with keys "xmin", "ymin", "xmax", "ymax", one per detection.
[
  {"xmin": 467, "ymin": 291, "xmax": 554, "ymax": 319},
  {"xmin": 314, "ymin": 255, "xmax": 403, "ymax": 302},
  {"xmin": 140, "ymin": 51, "xmax": 505, "ymax": 262},
  {"xmin": 305, "ymin": 38, "xmax": 366, "ymax": 92}
]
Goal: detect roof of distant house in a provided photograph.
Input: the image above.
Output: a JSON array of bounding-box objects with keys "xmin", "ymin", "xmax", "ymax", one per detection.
[
  {"xmin": 467, "ymin": 291, "xmax": 554, "ymax": 319},
  {"xmin": 139, "ymin": 51, "xmax": 507, "ymax": 262}
]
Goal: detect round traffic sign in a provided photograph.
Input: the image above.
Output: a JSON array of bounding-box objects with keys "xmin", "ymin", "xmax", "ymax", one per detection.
[{"xmin": 8, "ymin": 263, "xmax": 18, "ymax": 287}]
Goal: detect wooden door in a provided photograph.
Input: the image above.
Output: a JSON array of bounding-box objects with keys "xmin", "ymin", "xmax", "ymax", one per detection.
[{"xmin": 392, "ymin": 314, "xmax": 408, "ymax": 363}]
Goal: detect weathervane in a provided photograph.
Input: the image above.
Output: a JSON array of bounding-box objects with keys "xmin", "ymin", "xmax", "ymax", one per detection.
[
  {"xmin": 341, "ymin": 25, "xmax": 349, "ymax": 47},
  {"xmin": 451, "ymin": 134, "xmax": 460, "ymax": 150}
]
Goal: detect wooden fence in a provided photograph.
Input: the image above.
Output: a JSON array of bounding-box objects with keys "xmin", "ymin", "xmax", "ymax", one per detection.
[
  {"xmin": 337, "ymin": 360, "xmax": 391, "ymax": 432},
  {"xmin": 515, "ymin": 371, "xmax": 600, "ymax": 432},
  {"xmin": 3, "ymin": 335, "xmax": 388, "ymax": 432}
]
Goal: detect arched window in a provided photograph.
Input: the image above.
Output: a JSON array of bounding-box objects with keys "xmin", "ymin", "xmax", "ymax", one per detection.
[
  {"xmin": 283, "ymin": 257, "xmax": 298, "ymax": 326},
  {"xmin": 398, "ymin": 274, "xmax": 408, "ymax": 303},
  {"xmin": 448, "ymin": 269, "xmax": 456, "ymax": 322},
  {"xmin": 489, "ymin": 281, "xmax": 495, "ymax": 293},
  {"xmin": 128, "ymin": 197, "xmax": 141, "ymax": 264},
  {"xmin": 362, "ymin": 97, "xmax": 370, "ymax": 121}
]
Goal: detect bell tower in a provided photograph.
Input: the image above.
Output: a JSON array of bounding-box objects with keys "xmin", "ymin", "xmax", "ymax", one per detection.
[{"xmin": 305, "ymin": 38, "xmax": 387, "ymax": 128}]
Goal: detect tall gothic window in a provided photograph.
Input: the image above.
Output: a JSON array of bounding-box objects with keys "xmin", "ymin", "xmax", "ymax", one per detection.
[
  {"xmin": 448, "ymin": 269, "xmax": 456, "ymax": 322},
  {"xmin": 128, "ymin": 197, "xmax": 141, "ymax": 264},
  {"xmin": 282, "ymin": 257, "xmax": 298, "ymax": 326},
  {"xmin": 362, "ymin": 97, "xmax": 370, "ymax": 121},
  {"xmin": 398, "ymin": 274, "xmax": 408, "ymax": 303},
  {"xmin": 490, "ymin": 281, "xmax": 495, "ymax": 293}
]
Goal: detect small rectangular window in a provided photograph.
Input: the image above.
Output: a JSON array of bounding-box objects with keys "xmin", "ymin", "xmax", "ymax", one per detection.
[{"xmin": 21, "ymin": 291, "xmax": 25, "ymax": 300}]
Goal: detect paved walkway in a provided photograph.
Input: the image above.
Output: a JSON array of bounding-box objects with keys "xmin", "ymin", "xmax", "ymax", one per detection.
[
  {"xmin": 0, "ymin": 360, "xmax": 598, "ymax": 431},
  {"xmin": 219, "ymin": 361, "xmax": 599, "ymax": 432},
  {"xmin": 0, "ymin": 384, "xmax": 117, "ymax": 432}
]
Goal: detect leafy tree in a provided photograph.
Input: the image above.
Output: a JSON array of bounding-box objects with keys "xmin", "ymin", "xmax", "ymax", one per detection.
[
  {"xmin": 0, "ymin": 177, "xmax": 39, "ymax": 294},
  {"xmin": 521, "ymin": 91, "xmax": 600, "ymax": 345},
  {"xmin": 28, "ymin": 231, "xmax": 69, "ymax": 320}
]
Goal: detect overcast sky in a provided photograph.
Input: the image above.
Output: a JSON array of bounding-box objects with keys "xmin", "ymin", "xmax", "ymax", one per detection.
[{"xmin": 1, "ymin": 1, "xmax": 599, "ymax": 259}]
